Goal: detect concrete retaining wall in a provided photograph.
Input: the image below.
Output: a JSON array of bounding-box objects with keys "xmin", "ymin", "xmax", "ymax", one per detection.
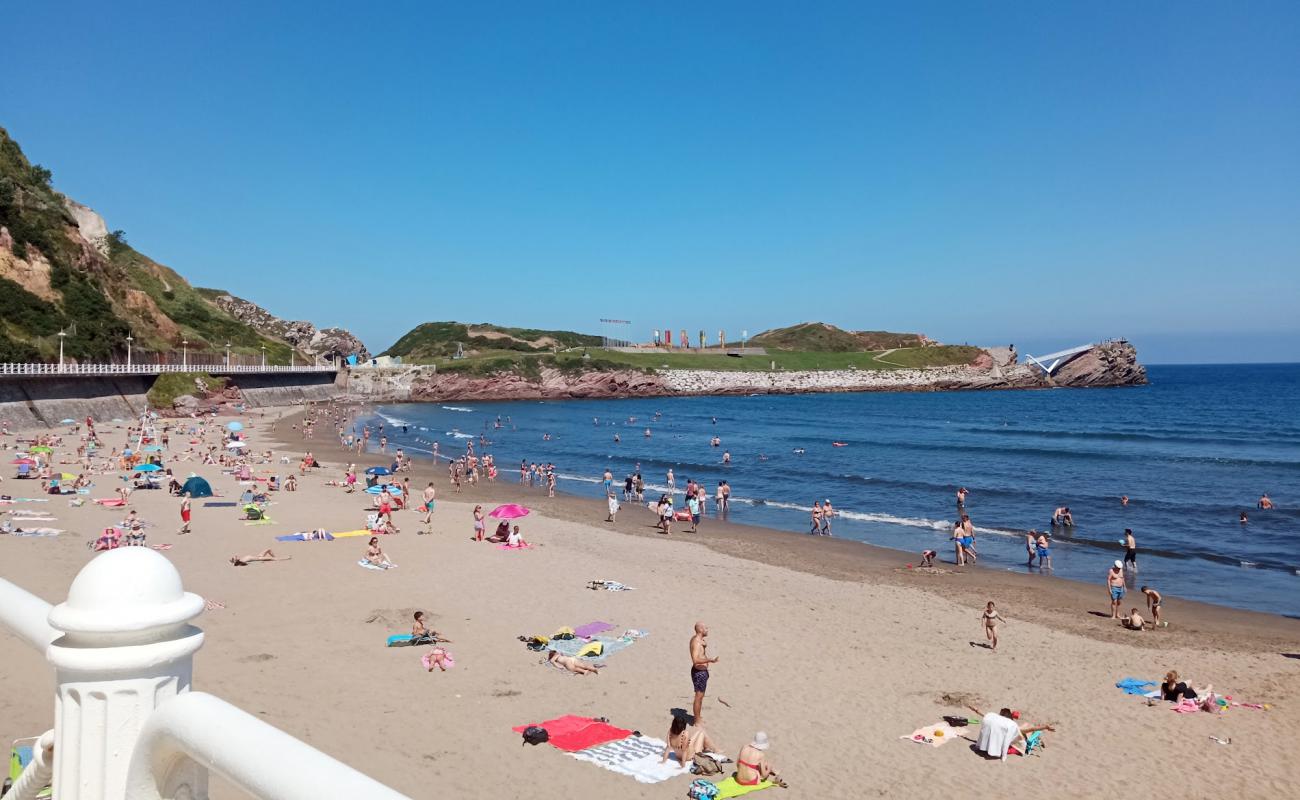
[
  {"xmin": 0, "ymin": 372, "xmax": 341, "ymax": 430},
  {"xmin": 228, "ymin": 372, "xmax": 341, "ymax": 407}
]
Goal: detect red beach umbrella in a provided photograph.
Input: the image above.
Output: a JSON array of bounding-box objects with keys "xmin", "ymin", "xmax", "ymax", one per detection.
[
  {"xmin": 488, "ymin": 503, "xmax": 531, "ymax": 520},
  {"xmin": 11, "ymin": 458, "xmax": 36, "ymax": 465}
]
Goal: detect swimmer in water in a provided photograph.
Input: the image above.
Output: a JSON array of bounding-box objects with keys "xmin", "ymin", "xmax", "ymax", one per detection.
[
  {"xmin": 722, "ymin": 451, "xmax": 731, "ymax": 464},
  {"xmin": 645, "ymin": 428, "xmax": 652, "ymax": 438},
  {"xmin": 1120, "ymin": 495, "xmax": 1129, "ymax": 506},
  {"xmin": 792, "ymin": 447, "xmax": 805, "ymax": 455},
  {"xmin": 1051, "ymin": 506, "xmax": 1074, "ymax": 526},
  {"xmin": 1239, "ymin": 511, "xmax": 1248, "ymax": 524},
  {"xmin": 1258, "ymin": 493, "xmax": 1274, "ymax": 510}
]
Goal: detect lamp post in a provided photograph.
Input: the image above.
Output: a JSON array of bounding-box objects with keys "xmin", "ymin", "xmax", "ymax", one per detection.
[
  {"xmin": 260, "ymin": 345, "xmax": 267, "ymax": 368},
  {"xmin": 126, "ymin": 333, "xmax": 134, "ymax": 368},
  {"xmin": 290, "ymin": 350, "xmax": 295, "ymax": 369},
  {"xmin": 58, "ymin": 330, "xmax": 67, "ymax": 372},
  {"xmin": 182, "ymin": 339, "xmax": 189, "ymax": 369},
  {"xmin": 225, "ymin": 342, "xmax": 231, "ymax": 369}
]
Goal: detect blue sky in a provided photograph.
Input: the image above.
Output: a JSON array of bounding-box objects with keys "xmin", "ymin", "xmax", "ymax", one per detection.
[{"xmin": 4, "ymin": 1, "xmax": 1298, "ymax": 362}]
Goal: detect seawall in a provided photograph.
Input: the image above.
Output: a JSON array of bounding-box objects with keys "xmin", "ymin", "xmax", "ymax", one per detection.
[{"xmin": 0, "ymin": 372, "xmax": 343, "ymax": 430}]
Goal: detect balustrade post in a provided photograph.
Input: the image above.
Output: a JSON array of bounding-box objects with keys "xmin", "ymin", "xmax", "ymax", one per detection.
[{"xmin": 46, "ymin": 548, "xmax": 208, "ymax": 800}]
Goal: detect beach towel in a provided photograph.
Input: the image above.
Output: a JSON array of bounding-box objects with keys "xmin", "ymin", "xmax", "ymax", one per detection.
[
  {"xmin": 900, "ymin": 722, "xmax": 964, "ymax": 748},
  {"xmin": 332, "ymin": 529, "xmax": 372, "ymax": 539},
  {"xmin": 588, "ymin": 580, "xmax": 634, "ymax": 591},
  {"xmin": 357, "ymin": 559, "xmax": 395, "ymax": 570},
  {"xmin": 1116, "ymin": 678, "xmax": 1157, "ymax": 696},
  {"xmin": 276, "ymin": 532, "xmax": 335, "ymax": 542},
  {"xmin": 204, "ymin": 501, "xmax": 238, "ymax": 507},
  {"xmin": 511, "ymin": 716, "xmax": 633, "ymax": 752},
  {"xmin": 243, "ymin": 518, "xmax": 275, "ymax": 526},
  {"xmin": 94, "ymin": 498, "xmax": 126, "ymax": 507},
  {"xmin": 496, "ymin": 543, "xmax": 533, "ymax": 550},
  {"xmin": 573, "ymin": 621, "xmax": 616, "ymax": 639},
  {"xmin": 6, "ymin": 528, "xmax": 63, "ymax": 537},
  {"xmin": 713, "ymin": 776, "xmax": 774, "ymax": 798},
  {"xmin": 567, "ymin": 735, "xmax": 690, "ymax": 784},
  {"xmin": 549, "ymin": 635, "xmax": 637, "ymax": 660}
]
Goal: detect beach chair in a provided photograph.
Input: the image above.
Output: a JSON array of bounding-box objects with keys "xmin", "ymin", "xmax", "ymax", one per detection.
[{"xmin": 6, "ymin": 737, "xmax": 52, "ymax": 798}]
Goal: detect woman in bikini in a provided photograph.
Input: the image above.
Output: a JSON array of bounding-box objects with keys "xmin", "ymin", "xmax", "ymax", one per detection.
[
  {"xmin": 229, "ymin": 549, "xmax": 289, "ymax": 566},
  {"xmin": 365, "ymin": 537, "xmax": 394, "ymax": 568},
  {"xmin": 735, "ymin": 732, "xmax": 784, "ymax": 787},
  {"xmin": 981, "ymin": 601, "xmax": 1005, "ymax": 651},
  {"xmin": 660, "ymin": 715, "xmax": 717, "ymax": 766}
]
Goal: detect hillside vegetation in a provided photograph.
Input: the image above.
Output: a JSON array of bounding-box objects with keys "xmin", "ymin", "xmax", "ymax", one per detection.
[
  {"xmin": 0, "ymin": 126, "xmax": 312, "ymax": 364},
  {"xmin": 381, "ymin": 322, "xmax": 602, "ymax": 360},
  {"xmin": 752, "ymin": 322, "xmax": 926, "ymax": 352}
]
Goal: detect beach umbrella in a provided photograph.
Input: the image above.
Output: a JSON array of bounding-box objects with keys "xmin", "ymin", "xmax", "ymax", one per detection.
[
  {"xmin": 365, "ymin": 484, "xmax": 403, "ymax": 495},
  {"xmin": 60, "ymin": 418, "xmax": 75, "ymax": 424},
  {"xmin": 488, "ymin": 503, "xmax": 531, "ymax": 520},
  {"xmin": 11, "ymin": 458, "xmax": 36, "ymax": 466},
  {"xmin": 29, "ymin": 446, "xmax": 52, "ymax": 454},
  {"xmin": 226, "ymin": 441, "xmax": 248, "ymax": 449},
  {"xmin": 365, "ymin": 466, "xmax": 391, "ymax": 476},
  {"xmin": 227, "ymin": 421, "xmax": 244, "ymax": 432},
  {"xmin": 134, "ymin": 464, "xmax": 163, "ymax": 472}
]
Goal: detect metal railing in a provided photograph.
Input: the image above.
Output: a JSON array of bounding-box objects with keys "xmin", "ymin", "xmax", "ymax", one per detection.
[{"xmin": 0, "ymin": 363, "xmax": 337, "ymax": 376}]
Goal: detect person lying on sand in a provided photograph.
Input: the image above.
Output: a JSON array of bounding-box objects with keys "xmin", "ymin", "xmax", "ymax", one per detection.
[
  {"xmin": 230, "ymin": 549, "xmax": 289, "ymax": 566},
  {"xmin": 546, "ymin": 650, "xmax": 600, "ymax": 675},
  {"xmin": 661, "ymin": 715, "xmax": 717, "ymax": 766}
]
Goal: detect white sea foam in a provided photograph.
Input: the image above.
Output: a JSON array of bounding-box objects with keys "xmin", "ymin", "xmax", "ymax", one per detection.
[
  {"xmin": 441, "ymin": 406, "xmax": 475, "ymax": 412},
  {"xmin": 446, "ymin": 431, "xmax": 474, "ymax": 439}
]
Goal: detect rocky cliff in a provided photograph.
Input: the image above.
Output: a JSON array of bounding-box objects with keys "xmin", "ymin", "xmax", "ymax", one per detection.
[
  {"xmin": 342, "ymin": 341, "xmax": 1146, "ymax": 402},
  {"xmin": 203, "ymin": 291, "xmax": 370, "ymax": 362}
]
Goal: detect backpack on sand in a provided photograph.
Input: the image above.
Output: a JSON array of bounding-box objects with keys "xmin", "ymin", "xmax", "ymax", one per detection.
[
  {"xmin": 687, "ymin": 778, "xmax": 719, "ymax": 799},
  {"xmin": 521, "ymin": 726, "xmax": 549, "ymax": 746},
  {"xmin": 692, "ymin": 753, "xmax": 723, "ymax": 776}
]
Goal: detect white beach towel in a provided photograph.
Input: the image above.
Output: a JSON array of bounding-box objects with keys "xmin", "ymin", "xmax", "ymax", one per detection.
[
  {"xmin": 568, "ymin": 736, "xmax": 692, "ymax": 784},
  {"xmin": 976, "ymin": 713, "xmax": 1020, "ymax": 760}
]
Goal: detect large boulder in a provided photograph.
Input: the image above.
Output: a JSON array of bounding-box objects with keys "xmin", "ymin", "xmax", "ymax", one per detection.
[{"xmin": 1052, "ymin": 341, "xmax": 1147, "ymax": 387}]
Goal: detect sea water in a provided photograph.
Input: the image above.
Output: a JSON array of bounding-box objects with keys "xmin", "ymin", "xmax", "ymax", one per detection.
[{"xmin": 360, "ymin": 364, "xmax": 1300, "ymax": 617}]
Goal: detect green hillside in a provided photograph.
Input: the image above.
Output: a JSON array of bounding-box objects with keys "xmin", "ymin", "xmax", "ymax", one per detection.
[
  {"xmin": 381, "ymin": 322, "xmax": 602, "ymax": 360},
  {"xmin": 0, "ymin": 126, "xmax": 294, "ymax": 363},
  {"xmin": 752, "ymin": 322, "xmax": 925, "ymax": 352}
]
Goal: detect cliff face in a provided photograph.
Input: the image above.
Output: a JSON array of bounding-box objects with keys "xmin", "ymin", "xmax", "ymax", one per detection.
[
  {"xmin": 342, "ymin": 342, "xmax": 1146, "ymax": 402},
  {"xmin": 204, "ymin": 292, "xmax": 370, "ymax": 362}
]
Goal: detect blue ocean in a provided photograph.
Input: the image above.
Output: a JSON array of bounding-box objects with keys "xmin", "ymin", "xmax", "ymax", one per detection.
[{"xmin": 363, "ymin": 364, "xmax": 1300, "ymax": 617}]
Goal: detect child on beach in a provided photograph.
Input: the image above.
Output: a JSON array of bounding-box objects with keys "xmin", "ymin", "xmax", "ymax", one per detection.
[
  {"xmin": 1141, "ymin": 585, "xmax": 1164, "ymax": 627},
  {"xmin": 919, "ymin": 550, "xmax": 937, "ymax": 567},
  {"xmin": 506, "ymin": 525, "xmax": 527, "ymax": 548},
  {"xmin": 981, "ymin": 602, "xmax": 1005, "ymax": 651}
]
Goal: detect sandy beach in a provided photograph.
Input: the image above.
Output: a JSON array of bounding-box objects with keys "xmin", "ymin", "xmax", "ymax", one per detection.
[{"xmin": 3, "ymin": 405, "xmax": 1299, "ymax": 799}]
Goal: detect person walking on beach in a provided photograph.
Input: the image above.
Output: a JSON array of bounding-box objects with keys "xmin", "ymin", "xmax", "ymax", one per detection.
[
  {"xmin": 1123, "ymin": 528, "xmax": 1137, "ymax": 570},
  {"xmin": 687, "ymin": 492, "xmax": 701, "ymax": 532},
  {"xmin": 1141, "ymin": 585, "xmax": 1164, "ymax": 627},
  {"xmin": 1107, "ymin": 561, "xmax": 1126, "ymax": 618},
  {"xmin": 606, "ymin": 492, "xmax": 620, "ymax": 523},
  {"xmin": 178, "ymin": 494, "xmax": 192, "ymax": 534},
  {"xmin": 810, "ymin": 501, "xmax": 823, "ymax": 535},
  {"xmin": 721, "ymin": 481, "xmax": 731, "ymax": 512},
  {"xmin": 821, "ymin": 499, "xmax": 834, "ymax": 535},
  {"xmin": 690, "ymin": 622, "xmax": 718, "ymax": 725},
  {"xmin": 667, "ymin": 469, "xmax": 676, "ymax": 494},
  {"xmin": 952, "ymin": 520, "xmax": 967, "ymax": 566},
  {"xmin": 421, "ymin": 482, "xmax": 436, "ymax": 529},
  {"xmin": 981, "ymin": 601, "xmax": 1005, "ymax": 651}
]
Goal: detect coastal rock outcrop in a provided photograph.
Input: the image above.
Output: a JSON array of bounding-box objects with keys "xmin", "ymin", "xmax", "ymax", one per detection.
[
  {"xmin": 1050, "ymin": 340, "xmax": 1147, "ymax": 387},
  {"xmin": 207, "ymin": 292, "xmax": 370, "ymax": 362}
]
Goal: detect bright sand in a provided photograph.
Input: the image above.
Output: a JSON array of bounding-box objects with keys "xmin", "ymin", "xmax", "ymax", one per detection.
[{"xmin": 2, "ymin": 406, "xmax": 1299, "ymax": 798}]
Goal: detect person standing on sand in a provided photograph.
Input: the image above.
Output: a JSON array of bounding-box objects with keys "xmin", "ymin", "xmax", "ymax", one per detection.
[
  {"xmin": 606, "ymin": 492, "xmax": 620, "ymax": 523},
  {"xmin": 981, "ymin": 601, "xmax": 1005, "ymax": 651},
  {"xmin": 421, "ymin": 483, "xmax": 436, "ymax": 528},
  {"xmin": 821, "ymin": 499, "xmax": 834, "ymax": 535},
  {"xmin": 687, "ymin": 492, "xmax": 700, "ymax": 532},
  {"xmin": 178, "ymin": 494, "xmax": 192, "ymax": 534},
  {"xmin": 1107, "ymin": 560, "xmax": 1126, "ymax": 618},
  {"xmin": 1123, "ymin": 528, "xmax": 1137, "ymax": 570},
  {"xmin": 1141, "ymin": 585, "xmax": 1164, "ymax": 627},
  {"xmin": 690, "ymin": 622, "xmax": 718, "ymax": 725},
  {"xmin": 471, "ymin": 505, "xmax": 485, "ymax": 541}
]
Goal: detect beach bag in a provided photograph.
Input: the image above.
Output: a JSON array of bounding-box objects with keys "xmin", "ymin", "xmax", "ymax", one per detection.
[
  {"xmin": 692, "ymin": 753, "xmax": 723, "ymax": 776},
  {"xmin": 687, "ymin": 778, "xmax": 719, "ymax": 799},
  {"xmin": 521, "ymin": 726, "xmax": 549, "ymax": 746}
]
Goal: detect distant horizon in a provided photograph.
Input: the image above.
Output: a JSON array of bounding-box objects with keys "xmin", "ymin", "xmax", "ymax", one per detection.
[{"xmin": 5, "ymin": 2, "xmax": 1297, "ymax": 365}]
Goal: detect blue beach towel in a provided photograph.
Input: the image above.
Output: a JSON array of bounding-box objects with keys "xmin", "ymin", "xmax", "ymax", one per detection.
[
  {"xmin": 276, "ymin": 532, "xmax": 335, "ymax": 542},
  {"xmin": 1116, "ymin": 678, "xmax": 1156, "ymax": 695}
]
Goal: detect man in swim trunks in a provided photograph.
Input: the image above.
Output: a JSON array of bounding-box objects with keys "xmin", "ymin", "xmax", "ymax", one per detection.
[
  {"xmin": 1123, "ymin": 529, "xmax": 1137, "ymax": 569},
  {"xmin": 1035, "ymin": 532, "xmax": 1051, "ymax": 570},
  {"xmin": 956, "ymin": 487, "xmax": 968, "ymax": 509},
  {"xmin": 1107, "ymin": 561, "xmax": 1126, "ymax": 618},
  {"xmin": 689, "ymin": 622, "xmax": 717, "ymax": 725},
  {"xmin": 1141, "ymin": 585, "xmax": 1163, "ymax": 627}
]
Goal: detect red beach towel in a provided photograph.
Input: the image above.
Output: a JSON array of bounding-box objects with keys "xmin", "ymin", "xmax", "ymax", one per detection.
[{"xmin": 512, "ymin": 715, "xmax": 633, "ymax": 752}]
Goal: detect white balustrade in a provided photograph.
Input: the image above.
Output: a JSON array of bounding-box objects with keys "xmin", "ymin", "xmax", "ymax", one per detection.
[
  {"xmin": 0, "ymin": 548, "xmax": 410, "ymax": 800},
  {"xmin": 0, "ymin": 363, "xmax": 338, "ymax": 376}
]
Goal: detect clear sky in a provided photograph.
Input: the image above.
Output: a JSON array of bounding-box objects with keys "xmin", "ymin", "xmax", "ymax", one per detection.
[{"xmin": 5, "ymin": 1, "xmax": 1298, "ymax": 362}]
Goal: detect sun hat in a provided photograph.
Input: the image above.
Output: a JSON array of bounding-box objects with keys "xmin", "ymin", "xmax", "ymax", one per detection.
[
  {"xmin": 1113, "ymin": 560, "xmax": 1123, "ymax": 569},
  {"xmin": 751, "ymin": 732, "xmax": 769, "ymax": 751}
]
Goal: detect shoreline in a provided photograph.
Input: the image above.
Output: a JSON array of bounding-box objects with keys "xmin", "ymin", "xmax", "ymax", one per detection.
[{"xmin": 278, "ymin": 406, "xmax": 1300, "ymax": 651}]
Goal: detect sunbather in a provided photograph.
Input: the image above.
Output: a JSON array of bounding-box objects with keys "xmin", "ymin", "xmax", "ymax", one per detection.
[
  {"xmin": 1161, "ymin": 671, "xmax": 1210, "ymax": 702},
  {"xmin": 735, "ymin": 732, "xmax": 784, "ymax": 787},
  {"xmin": 412, "ymin": 611, "xmax": 451, "ymax": 643},
  {"xmin": 423, "ymin": 647, "xmax": 452, "ymax": 672},
  {"xmin": 661, "ymin": 715, "xmax": 716, "ymax": 766},
  {"xmin": 230, "ymin": 549, "xmax": 290, "ymax": 566},
  {"xmin": 546, "ymin": 650, "xmax": 600, "ymax": 675},
  {"xmin": 364, "ymin": 537, "xmax": 394, "ymax": 568}
]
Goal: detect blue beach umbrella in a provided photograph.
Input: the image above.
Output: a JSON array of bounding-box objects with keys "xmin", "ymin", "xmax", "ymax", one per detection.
[
  {"xmin": 365, "ymin": 484, "xmax": 403, "ymax": 496},
  {"xmin": 227, "ymin": 421, "xmax": 244, "ymax": 432},
  {"xmin": 134, "ymin": 463, "xmax": 163, "ymax": 472},
  {"xmin": 60, "ymin": 418, "xmax": 76, "ymax": 424},
  {"xmin": 365, "ymin": 466, "xmax": 391, "ymax": 476}
]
